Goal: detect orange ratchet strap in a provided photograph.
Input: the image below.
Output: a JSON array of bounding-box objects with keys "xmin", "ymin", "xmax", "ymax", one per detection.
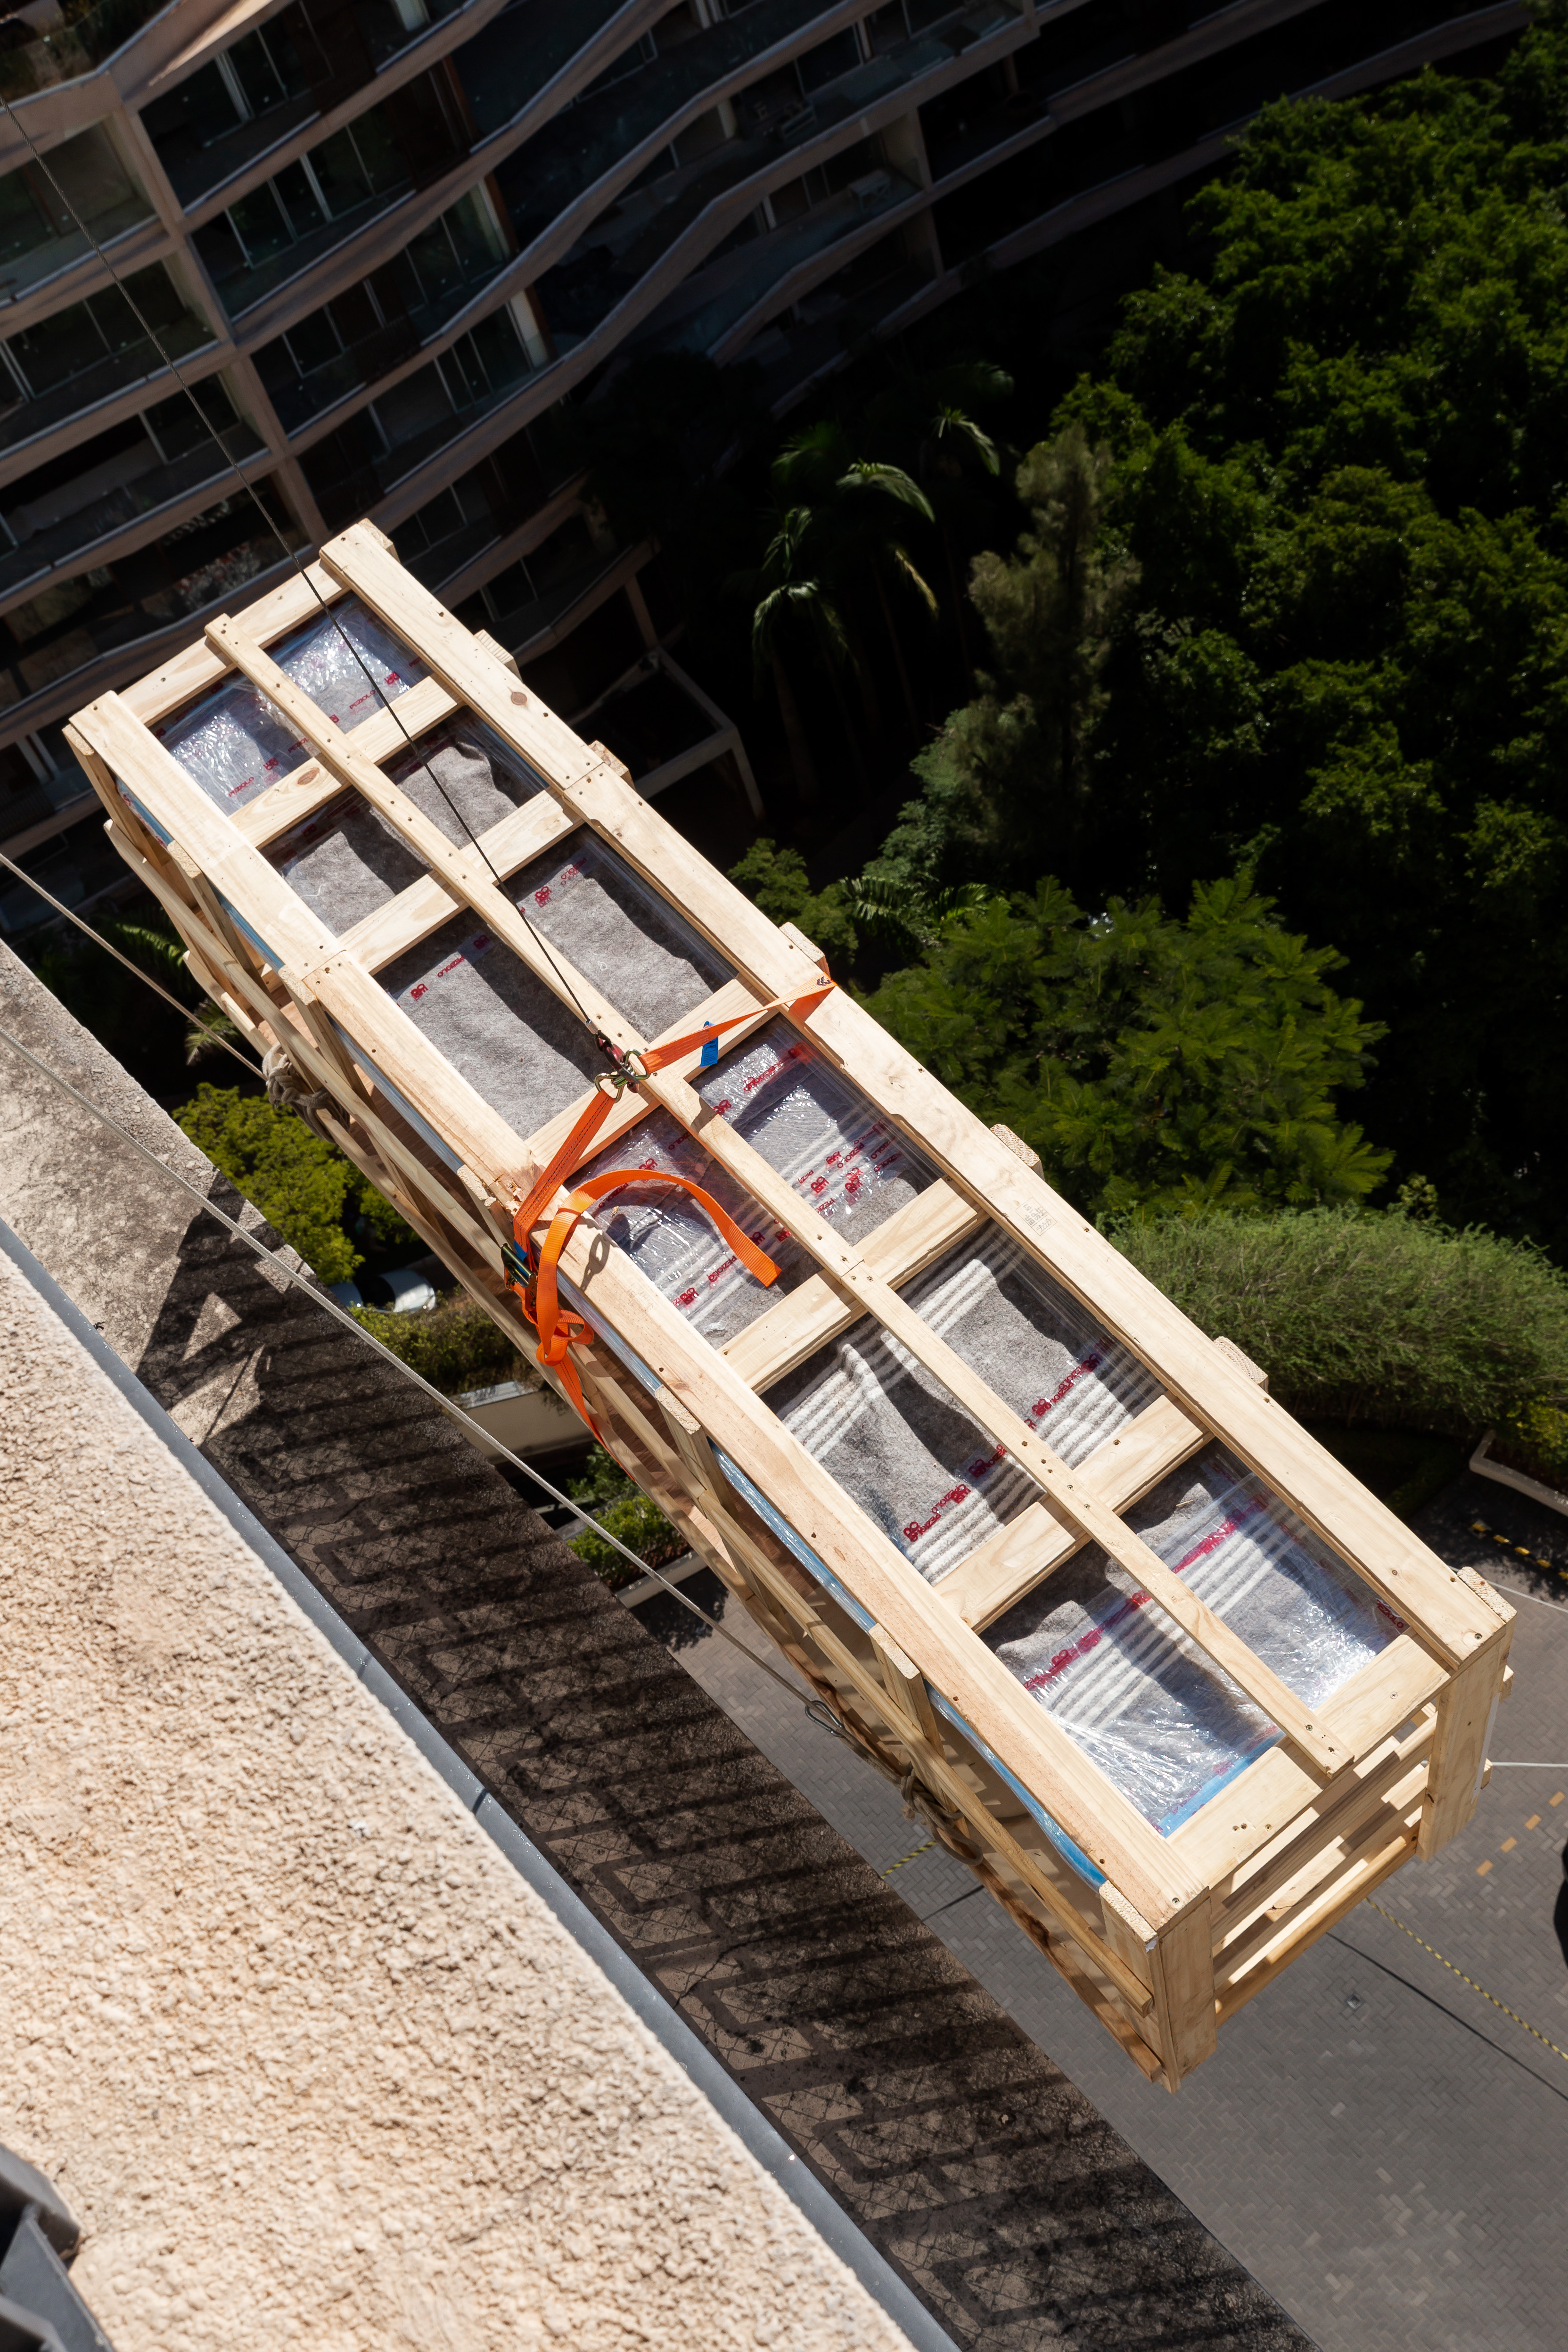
[{"xmin": 503, "ymin": 977, "xmax": 833, "ymax": 1437}]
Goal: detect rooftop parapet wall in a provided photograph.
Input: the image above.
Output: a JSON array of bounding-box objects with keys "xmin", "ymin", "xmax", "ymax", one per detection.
[{"xmin": 0, "ymin": 1240, "xmax": 915, "ymax": 2352}]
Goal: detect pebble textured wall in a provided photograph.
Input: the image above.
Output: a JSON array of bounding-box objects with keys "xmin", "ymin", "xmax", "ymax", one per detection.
[{"xmin": 0, "ymin": 1251, "xmax": 912, "ymax": 2352}]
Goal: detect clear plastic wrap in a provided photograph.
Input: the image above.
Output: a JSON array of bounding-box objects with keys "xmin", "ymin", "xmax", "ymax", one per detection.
[
  {"xmin": 985, "ymin": 1443, "xmax": 1406, "ymax": 1834},
  {"xmin": 768, "ymin": 1230, "xmax": 1162, "ymax": 1587},
  {"xmin": 156, "ymin": 597, "xmax": 425, "ymax": 813},
  {"xmin": 580, "ymin": 1108, "xmax": 807, "ymax": 1347},
  {"xmin": 577, "ymin": 1018, "xmax": 936, "ymax": 1345}
]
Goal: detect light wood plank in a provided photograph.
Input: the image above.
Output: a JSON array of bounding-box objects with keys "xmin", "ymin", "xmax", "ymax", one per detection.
[
  {"xmin": 120, "ymin": 560, "xmax": 350, "ymax": 726},
  {"xmin": 206, "ymin": 616, "xmax": 648, "ymax": 1064},
  {"xmin": 722, "ymin": 1178, "xmax": 983, "ymax": 1391},
  {"xmin": 333, "ymin": 796, "xmax": 582, "ymax": 973},
  {"xmin": 938, "ymin": 1395, "xmax": 1207, "ymax": 1630},
  {"xmin": 231, "ymin": 675, "xmax": 465, "ymax": 850},
  {"xmin": 1171, "ymin": 1634, "xmax": 1448, "ymax": 1891},
  {"xmin": 804, "ymin": 985, "xmax": 1504, "ymax": 1670},
  {"xmin": 320, "ymin": 522, "xmax": 829, "ymax": 1008},
  {"xmin": 69, "ymin": 693, "xmax": 334, "ymax": 979}
]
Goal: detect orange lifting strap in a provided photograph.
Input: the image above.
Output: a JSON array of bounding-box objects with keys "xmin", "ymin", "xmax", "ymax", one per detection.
[{"xmin": 504, "ymin": 981, "xmax": 833, "ymax": 1437}]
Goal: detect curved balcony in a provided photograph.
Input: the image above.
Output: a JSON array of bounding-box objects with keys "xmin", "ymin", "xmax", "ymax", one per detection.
[
  {"xmin": 0, "ymin": 409, "xmax": 266, "ymax": 611},
  {"xmin": 0, "ymin": 485, "xmax": 304, "ymax": 737},
  {"xmin": 0, "ymin": 263, "xmax": 219, "ymax": 464},
  {"xmin": 0, "ymin": 0, "xmax": 169, "ymax": 100},
  {"xmin": 489, "ymin": 0, "xmax": 845, "ymax": 252},
  {"xmin": 528, "ymin": 1, "xmax": 1016, "ymax": 351}
]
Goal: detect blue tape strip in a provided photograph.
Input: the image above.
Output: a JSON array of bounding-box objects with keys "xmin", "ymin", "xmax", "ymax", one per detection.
[{"xmin": 699, "ymin": 1027, "xmax": 720, "ymax": 1067}]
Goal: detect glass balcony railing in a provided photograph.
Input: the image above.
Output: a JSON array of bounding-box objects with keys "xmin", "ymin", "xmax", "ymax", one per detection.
[
  {"xmin": 0, "ymin": 124, "xmax": 153, "ymax": 303},
  {"xmin": 0, "ymin": 488, "xmax": 304, "ymax": 718},
  {"xmin": 0, "ymin": 0, "xmax": 167, "ymax": 99},
  {"xmin": 528, "ymin": 0, "xmax": 1014, "ymax": 349},
  {"xmin": 453, "ymin": 0, "xmax": 637, "ymax": 144},
  {"xmin": 0, "ymin": 270, "xmax": 217, "ymax": 458},
  {"xmin": 257, "ymin": 257, "xmax": 512, "ymax": 437},
  {"xmin": 0, "ymin": 423, "xmax": 265, "ymax": 606},
  {"xmin": 490, "ymin": 0, "xmax": 838, "ymax": 252},
  {"xmin": 643, "ymin": 160, "xmax": 921, "ymax": 358}
]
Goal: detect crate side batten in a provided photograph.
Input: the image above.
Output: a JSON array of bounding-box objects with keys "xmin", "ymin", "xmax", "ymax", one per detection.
[{"xmin": 73, "ymin": 538, "xmax": 1514, "ymax": 2088}]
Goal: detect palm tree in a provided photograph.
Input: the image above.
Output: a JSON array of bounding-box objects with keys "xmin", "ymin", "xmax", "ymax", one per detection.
[
  {"xmin": 772, "ymin": 423, "xmax": 939, "ymax": 737},
  {"xmin": 866, "ymin": 359, "xmax": 1014, "ymax": 691},
  {"xmin": 731, "ymin": 505, "xmax": 854, "ymax": 807}
]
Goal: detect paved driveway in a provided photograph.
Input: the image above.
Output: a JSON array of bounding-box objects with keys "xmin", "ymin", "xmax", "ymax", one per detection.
[{"xmin": 636, "ymin": 1472, "xmax": 1568, "ymax": 2352}]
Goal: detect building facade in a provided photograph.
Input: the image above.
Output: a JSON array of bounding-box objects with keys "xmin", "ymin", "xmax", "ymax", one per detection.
[{"xmin": 0, "ymin": 0, "xmax": 1525, "ymax": 930}]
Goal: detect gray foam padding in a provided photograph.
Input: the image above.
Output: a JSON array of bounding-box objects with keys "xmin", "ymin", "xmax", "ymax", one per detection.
[
  {"xmin": 510, "ymin": 832, "xmax": 728, "ymax": 1044},
  {"xmin": 380, "ymin": 830, "xmax": 729, "ymax": 1140},
  {"xmin": 579, "ymin": 1019, "xmax": 937, "ymax": 1345},
  {"xmin": 384, "ymin": 716, "xmax": 547, "ymax": 839},
  {"xmin": 767, "ymin": 1229, "xmax": 1161, "ymax": 1587},
  {"xmin": 270, "ymin": 721, "xmax": 545, "ymax": 936},
  {"xmin": 690, "ymin": 1017, "xmax": 936, "ymax": 1249},
  {"xmin": 156, "ymin": 597, "xmax": 425, "ymax": 813},
  {"xmin": 985, "ymin": 1442, "xmax": 1404, "ymax": 1835}
]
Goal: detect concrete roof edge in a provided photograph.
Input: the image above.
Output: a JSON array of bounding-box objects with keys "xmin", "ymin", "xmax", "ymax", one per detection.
[{"xmin": 0, "ymin": 1207, "xmax": 962, "ymax": 2352}]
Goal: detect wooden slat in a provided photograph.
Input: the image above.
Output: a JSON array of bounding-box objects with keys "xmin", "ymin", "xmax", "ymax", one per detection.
[
  {"xmin": 1419, "ymin": 1617, "xmax": 1513, "ymax": 1858},
  {"xmin": 206, "ymin": 616, "xmax": 650, "ymax": 1062},
  {"xmin": 1213, "ymin": 1726, "xmax": 1432, "ymax": 1938},
  {"xmin": 1215, "ymin": 1816, "xmax": 1419, "ymax": 2023},
  {"xmin": 803, "ymin": 985, "xmax": 1504, "ymax": 1671},
  {"xmin": 334, "ymin": 796, "xmax": 581, "ymax": 973},
  {"xmin": 70, "ymin": 693, "xmax": 334, "ymax": 979},
  {"xmin": 319, "ymin": 522, "xmax": 829, "ymax": 1009},
  {"xmin": 1170, "ymin": 1633, "xmax": 1447, "ymax": 1889},
  {"xmin": 1215, "ymin": 1757, "xmax": 1428, "ymax": 1982},
  {"xmin": 120, "ymin": 559, "xmax": 350, "ymax": 727},
  {"xmin": 231, "ymin": 675, "xmax": 465, "ymax": 849},
  {"xmin": 722, "ymin": 1178, "xmax": 984, "ymax": 1390},
  {"xmin": 938, "ymin": 1395, "xmax": 1207, "ymax": 1631}
]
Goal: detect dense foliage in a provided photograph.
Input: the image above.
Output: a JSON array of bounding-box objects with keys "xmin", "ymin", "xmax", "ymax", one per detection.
[
  {"xmin": 352, "ymin": 1294, "xmax": 530, "ymax": 1397},
  {"xmin": 872, "ymin": 18, "xmax": 1568, "ymax": 1248},
  {"xmin": 727, "ymin": 839, "xmax": 858, "ymax": 968},
  {"xmin": 1113, "ymin": 1207, "xmax": 1568, "ymax": 1441},
  {"xmin": 864, "ymin": 874, "xmax": 1390, "ymax": 1219},
  {"xmin": 564, "ymin": 1446, "xmax": 681, "ymax": 1590},
  {"xmin": 176, "ymin": 1085, "xmax": 416, "ymax": 1284}
]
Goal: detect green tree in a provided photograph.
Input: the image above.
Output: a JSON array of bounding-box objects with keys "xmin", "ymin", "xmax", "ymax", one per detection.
[
  {"xmin": 175, "ymin": 1085, "xmax": 415, "ymax": 1284},
  {"xmin": 1030, "ymin": 20, "xmax": 1568, "ymax": 1246},
  {"xmin": 770, "ymin": 419, "xmax": 938, "ymax": 735},
  {"xmin": 729, "ymin": 504, "xmax": 856, "ymax": 805},
  {"xmin": 862, "ymin": 424, "xmax": 1140, "ymax": 903},
  {"xmin": 727, "ymin": 839, "xmax": 858, "ymax": 970},
  {"xmin": 864, "ymin": 874, "xmax": 1391, "ymax": 1220},
  {"xmin": 563, "ymin": 1446, "xmax": 681, "ymax": 1591}
]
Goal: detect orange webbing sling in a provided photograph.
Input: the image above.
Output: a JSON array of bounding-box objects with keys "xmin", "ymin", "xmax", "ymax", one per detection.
[{"xmin": 503, "ymin": 980, "xmax": 833, "ymax": 1436}]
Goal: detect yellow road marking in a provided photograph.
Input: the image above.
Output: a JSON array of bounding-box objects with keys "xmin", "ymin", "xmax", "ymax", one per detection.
[{"xmin": 1367, "ymin": 1901, "xmax": 1568, "ymax": 2068}]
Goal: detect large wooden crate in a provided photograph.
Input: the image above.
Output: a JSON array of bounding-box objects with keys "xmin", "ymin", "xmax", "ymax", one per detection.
[{"xmin": 68, "ymin": 526, "xmax": 1513, "ymax": 2090}]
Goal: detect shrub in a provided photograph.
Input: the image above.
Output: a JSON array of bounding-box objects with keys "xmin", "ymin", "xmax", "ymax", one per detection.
[
  {"xmin": 352, "ymin": 1294, "xmax": 529, "ymax": 1397},
  {"xmin": 176, "ymin": 1084, "xmax": 419, "ymax": 1284},
  {"xmin": 1111, "ymin": 1208, "xmax": 1568, "ymax": 1439},
  {"xmin": 178, "ymin": 1084, "xmax": 361, "ymax": 1284},
  {"xmin": 563, "ymin": 1446, "xmax": 683, "ymax": 1590}
]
